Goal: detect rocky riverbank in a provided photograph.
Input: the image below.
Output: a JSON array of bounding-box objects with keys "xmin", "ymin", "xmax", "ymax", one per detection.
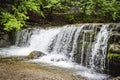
[{"xmin": 0, "ymin": 57, "xmax": 84, "ymax": 80}]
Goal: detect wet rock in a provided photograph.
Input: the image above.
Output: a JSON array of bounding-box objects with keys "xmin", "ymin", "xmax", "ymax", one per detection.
[
  {"xmin": 0, "ymin": 32, "xmax": 10, "ymax": 47},
  {"xmin": 107, "ymin": 57, "xmax": 120, "ymax": 75},
  {"xmin": 28, "ymin": 51, "xmax": 46, "ymax": 59},
  {"xmin": 109, "ymin": 33, "xmax": 120, "ymax": 44},
  {"xmin": 0, "ymin": 40, "xmax": 10, "ymax": 47},
  {"xmin": 109, "ymin": 44, "xmax": 120, "ymax": 54},
  {"xmin": 107, "ymin": 43, "xmax": 120, "ymax": 76},
  {"xmin": 116, "ymin": 24, "xmax": 120, "ymax": 33},
  {"xmin": 111, "ymin": 76, "xmax": 120, "ymax": 80}
]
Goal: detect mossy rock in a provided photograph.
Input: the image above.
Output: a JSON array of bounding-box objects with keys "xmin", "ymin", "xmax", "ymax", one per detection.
[
  {"xmin": 107, "ymin": 53, "xmax": 120, "ymax": 61},
  {"xmin": 107, "ymin": 53, "xmax": 120, "ymax": 76},
  {"xmin": 85, "ymin": 31, "xmax": 95, "ymax": 42},
  {"xmin": 75, "ymin": 41, "xmax": 90, "ymax": 64},
  {"xmin": 111, "ymin": 76, "xmax": 120, "ymax": 80},
  {"xmin": 80, "ymin": 30, "xmax": 95, "ymax": 42},
  {"xmin": 78, "ymin": 41, "xmax": 89, "ymax": 48},
  {"xmin": 108, "ymin": 44, "xmax": 120, "ymax": 54},
  {"xmin": 116, "ymin": 24, "xmax": 120, "ymax": 33},
  {"xmin": 109, "ymin": 24, "xmax": 116, "ymax": 30},
  {"xmin": 109, "ymin": 33, "xmax": 120, "ymax": 44},
  {"xmin": 28, "ymin": 51, "xmax": 46, "ymax": 59}
]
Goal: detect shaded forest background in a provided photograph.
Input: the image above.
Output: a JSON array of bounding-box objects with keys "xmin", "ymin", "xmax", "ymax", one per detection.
[{"xmin": 0, "ymin": 0, "xmax": 120, "ymax": 31}]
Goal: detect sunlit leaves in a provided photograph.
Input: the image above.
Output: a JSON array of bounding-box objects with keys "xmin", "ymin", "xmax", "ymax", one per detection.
[
  {"xmin": 0, "ymin": 12, "xmax": 24, "ymax": 31},
  {"xmin": 84, "ymin": 0, "xmax": 120, "ymax": 20},
  {"xmin": 0, "ymin": 0, "xmax": 45, "ymax": 31}
]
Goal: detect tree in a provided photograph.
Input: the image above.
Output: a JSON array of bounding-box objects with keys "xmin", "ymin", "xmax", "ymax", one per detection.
[
  {"xmin": 0, "ymin": 0, "xmax": 44, "ymax": 31},
  {"xmin": 0, "ymin": 0, "xmax": 120, "ymax": 31},
  {"xmin": 85, "ymin": 0, "xmax": 120, "ymax": 21}
]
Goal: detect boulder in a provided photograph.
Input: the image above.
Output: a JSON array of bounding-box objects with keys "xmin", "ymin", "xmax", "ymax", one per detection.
[{"xmin": 28, "ymin": 51, "xmax": 46, "ymax": 59}]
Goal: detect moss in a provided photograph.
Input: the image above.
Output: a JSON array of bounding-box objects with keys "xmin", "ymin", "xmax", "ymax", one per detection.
[
  {"xmin": 28, "ymin": 52, "xmax": 34, "ymax": 59},
  {"xmin": 27, "ymin": 51, "xmax": 45, "ymax": 59},
  {"xmin": 107, "ymin": 53, "xmax": 120, "ymax": 60},
  {"xmin": 85, "ymin": 31, "xmax": 95, "ymax": 42},
  {"xmin": 81, "ymin": 30, "xmax": 95, "ymax": 42},
  {"xmin": 108, "ymin": 44, "xmax": 120, "ymax": 54},
  {"xmin": 109, "ymin": 33, "xmax": 120, "ymax": 44},
  {"xmin": 84, "ymin": 42, "xmax": 89, "ymax": 48},
  {"xmin": 78, "ymin": 41, "xmax": 89, "ymax": 50},
  {"xmin": 79, "ymin": 41, "xmax": 83, "ymax": 47}
]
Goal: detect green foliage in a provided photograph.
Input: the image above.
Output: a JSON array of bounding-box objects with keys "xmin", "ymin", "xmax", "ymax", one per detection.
[
  {"xmin": 18, "ymin": 0, "xmax": 44, "ymax": 16},
  {"xmin": 0, "ymin": 0, "xmax": 120, "ymax": 31},
  {"xmin": 1, "ymin": 12, "xmax": 26, "ymax": 31},
  {"xmin": 0, "ymin": 0, "xmax": 44, "ymax": 31},
  {"xmin": 85, "ymin": 0, "xmax": 120, "ymax": 20},
  {"xmin": 45, "ymin": 0, "xmax": 60, "ymax": 8},
  {"xmin": 65, "ymin": 14, "xmax": 75, "ymax": 23},
  {"xmin": 0, "ymin": 5, "xmax": 29, "ymax": 31}
]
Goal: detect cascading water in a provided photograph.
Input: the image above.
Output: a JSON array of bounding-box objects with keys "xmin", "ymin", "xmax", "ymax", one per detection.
[
  {"xmin": 15, "ymin": 28, "xmax": 33, "ymax": 46},
  {"xmin": 89, "ymin": 25, "xmax": 109, "ymax": 73},
  {"xmin": 0, "ymin": 24, "xmax": 111, "ymax": 80},
  {"xmin": 47, "ymin": 25, "xmax": 84, "ymax": 60}
]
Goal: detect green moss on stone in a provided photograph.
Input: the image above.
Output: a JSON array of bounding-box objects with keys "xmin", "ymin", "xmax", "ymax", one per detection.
[
  {"xmin": 107, "ymin": 53, "xmax": 120, "ymax": 60},
  {"xmin": 108, "ymin": 44, "xmax": 120, "ymax": 54},
  {"xmin": 28, "ymin": 51, "xmax": 45, "ymax": 59},
  {"xmin": 85, "ymin": 31, "xmax": 95, "ymax": 42},
  {"xmin": 109, "ymin": 33, "xmax": 120, "ymax": 44},
  {"xmin": 79, "ymin": 41, "xmax": 89, "ymax": 49}
]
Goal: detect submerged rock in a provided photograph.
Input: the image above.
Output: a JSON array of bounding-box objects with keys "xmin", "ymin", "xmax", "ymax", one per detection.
[{"xmin": 28, "ymin": 51, "xmax": 46, "ymax": 59}]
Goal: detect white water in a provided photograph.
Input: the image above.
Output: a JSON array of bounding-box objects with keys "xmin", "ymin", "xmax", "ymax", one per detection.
[
  {"xmin": 29, "ymin": 28, "xmax": 61, "ymax": 52},
  {"xmin": 81, "ymin": 32, "xmax": 85, "ymax": 65},
  {"xmin": 0, "ymin": 24, "xmax": 110, "ymax": 80},
  {"xmin": 70, "ymin": 25, "xmax": 84, "ymax": 60},
  {"xmin": 89, "ymin": 25, "xmax": 109, "ymax": 72}
]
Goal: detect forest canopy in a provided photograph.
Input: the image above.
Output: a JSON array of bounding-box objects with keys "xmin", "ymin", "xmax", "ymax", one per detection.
[{"xmin": 0, "ymin": 0, "xmax": 120, "ymax": 31}]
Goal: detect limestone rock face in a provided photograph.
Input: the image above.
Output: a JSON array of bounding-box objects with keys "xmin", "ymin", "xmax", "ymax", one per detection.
[{"xmin": 28, "ymin": 51, "xmax": 46, "ymax": 59}]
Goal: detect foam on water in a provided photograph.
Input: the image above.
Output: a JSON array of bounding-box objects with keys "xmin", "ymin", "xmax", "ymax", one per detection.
[
  {"xmin": 29, "ymin": 28, "xmax": 61, "ymax": 52},
  {"xmin": 31, "ymin": 54, "xmax": 74, "ymax": 68},
  {"xmin": 0, "ymin": 46, "xmax": 32, "ymax": 56},
  {"xmin": 30, "ymin": 54, "xmax": 109, "ymax": 80}
]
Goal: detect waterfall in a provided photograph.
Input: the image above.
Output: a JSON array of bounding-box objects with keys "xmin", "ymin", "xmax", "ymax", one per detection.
[
  {"xmin": 47, "ymin": 25, "xmax": 83, "ymax": 60},
  {"xmin": 15, "ymin": 28, "xmax": 33, "ymax": 46},
  {"xmin": 47, "ymin": 26, "xmax": 78, "ymax": 55},
  {"xmin": 81, "ymin": 32, "xmax": 85, "ymax": 65},
  {"xmin": 29, "ymin": 28, "xmax": 61, "ymax": 52},
  {"xmin": 0, "ymin": 24, "xmax": 111, "ymax": 80},
  {"xmin": 15, "ymin": 24, "xmax": 110, "ymax": 73},
  {"xmin": 70, "ymin": 25, "xmax": 84, "ymax": 60},
  {"xmin": 89, "ymin": 25, "xmax": 109, "ymax": 72}
]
